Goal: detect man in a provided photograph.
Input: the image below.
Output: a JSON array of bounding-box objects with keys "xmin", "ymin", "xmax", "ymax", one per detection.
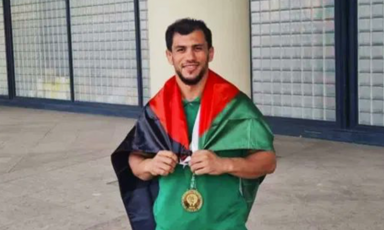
[{"xmin": 112, "ymin": 18, "xmax": 276, "ymax": 230}]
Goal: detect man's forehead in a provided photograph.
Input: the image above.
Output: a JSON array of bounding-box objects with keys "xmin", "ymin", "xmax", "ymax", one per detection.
[{"xmin": 172, "ymin": 31, "xmax": 207, "ymax": 46}]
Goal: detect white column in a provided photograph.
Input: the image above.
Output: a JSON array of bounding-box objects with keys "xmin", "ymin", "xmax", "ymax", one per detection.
[{"xmin": 147, "ymin": 0, "xmax": 251, "ymax": 97}]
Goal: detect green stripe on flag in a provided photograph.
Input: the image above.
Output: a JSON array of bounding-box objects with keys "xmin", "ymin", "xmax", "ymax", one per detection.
[{"xmin": 199, "ymin": 92, "xmax": 274, "ymax": 152}]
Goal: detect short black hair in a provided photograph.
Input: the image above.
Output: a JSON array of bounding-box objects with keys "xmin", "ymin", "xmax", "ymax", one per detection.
[{"xmin": 165, "ymin": 18, "xmax": 212, "ymax": 51}]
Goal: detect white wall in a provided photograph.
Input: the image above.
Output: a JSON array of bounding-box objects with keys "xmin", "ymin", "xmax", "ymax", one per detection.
[{"xmin": 147, "ymin": 0, "xmax": 251, "ymax": 97}]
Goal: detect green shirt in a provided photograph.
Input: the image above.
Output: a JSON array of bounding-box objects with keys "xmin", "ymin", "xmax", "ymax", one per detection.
[{"xmin": 154, "ymin": 97, "xmax": 248, "ymax": 230}]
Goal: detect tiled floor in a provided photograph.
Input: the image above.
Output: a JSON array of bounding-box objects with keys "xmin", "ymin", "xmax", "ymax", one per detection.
[{"xmin": 0, "ymin": 106, "xmax": 383, "ymax": 230}]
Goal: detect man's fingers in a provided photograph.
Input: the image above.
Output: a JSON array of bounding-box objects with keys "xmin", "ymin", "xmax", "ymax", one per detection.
[
  {"xmin": 158, "ymin": 156, "xmax": 175, "ymax": 167},
  {"xmin": 156, "ymin": 168, "xmax": 168, "ymax": 176},
  {"xmin": 158, "ymin": 151, "xmax": 178, "ymax": 165},
  {"xmin": 149, "ymin": 156, "xmax": 176, "ymax": 176},
  {"xmin": 161, "ymin": 156, "xmax": 177, "ymax": 169},
  {"xmin": 190, "ymin": 154, "xmax": 206, "ymax": 165},
  {"xmin": 158, "ymin": 163, "xmax": 172, "ymax": 172},
  {"xmin": 153, "ymin": 163, "xmax": 173, "ymax": 176},
  {"xmin": 169, "ymin": 153, "xmax": 178, "ymax": 163},
  {"xmin": 169, "ymin": 154, "xmax": 178, "ymax": 166},
  {"xmin": 190, "ymin": 162, "xmax": 205, "ymax": 173},
  {"xmin": 194, "ymin": 167, "xmax": 208, "ymax": 176}
]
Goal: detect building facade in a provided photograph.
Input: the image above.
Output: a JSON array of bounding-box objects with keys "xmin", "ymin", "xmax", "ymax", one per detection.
[{"xmin": 0, "ymin": 0, "xmax": 383, "ymax": 146}]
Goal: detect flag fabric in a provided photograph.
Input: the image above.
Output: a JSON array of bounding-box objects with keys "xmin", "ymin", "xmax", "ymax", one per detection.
[{"xmin": 111, "ymin": 70, "xmax": 274, "ymax": 230}]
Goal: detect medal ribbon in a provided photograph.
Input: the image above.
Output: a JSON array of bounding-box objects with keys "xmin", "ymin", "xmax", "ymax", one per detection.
[
  {"xmin": 188, "ymin": 106, "xmax": 200, "ymax": 190},
  {"xmin": 190, "ymin": 173, "xmax": 196, "ymax": 190}
]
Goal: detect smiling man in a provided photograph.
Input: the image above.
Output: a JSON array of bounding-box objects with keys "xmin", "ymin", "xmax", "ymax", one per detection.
[{"xmin": 112, "ymin": 18, "xmax": 276, "ymax": 230}]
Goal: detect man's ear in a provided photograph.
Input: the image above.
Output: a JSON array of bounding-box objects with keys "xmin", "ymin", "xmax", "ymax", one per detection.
[
  {"xmin": 166, "ymin": 49, "xmax": 174, "ymax": 65},
  {"xmin": 208, "ymin": 47, "xmax": 214, "ymax": 62}
]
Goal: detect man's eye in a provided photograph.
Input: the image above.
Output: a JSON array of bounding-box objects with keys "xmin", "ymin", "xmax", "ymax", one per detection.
[
  {"xmin": 195, "ymin": 47, "xmax": 203, "ymax": 51},
  {"xmin": 176, "ymin": 48, "xmax": 185, "ymax": 52}
]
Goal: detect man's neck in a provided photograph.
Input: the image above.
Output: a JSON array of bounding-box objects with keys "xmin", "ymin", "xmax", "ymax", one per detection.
[{"xmin": 176, "ymin": 72, "xmax": 209, "ymax": 101}]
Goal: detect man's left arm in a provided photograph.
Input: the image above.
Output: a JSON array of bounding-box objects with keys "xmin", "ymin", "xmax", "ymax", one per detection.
[{"xmin": 190, "ymin": 150, "xmax": 276, "ymax": 179}]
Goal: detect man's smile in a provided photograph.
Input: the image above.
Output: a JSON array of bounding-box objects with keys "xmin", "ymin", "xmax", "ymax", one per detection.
[{"xmin": 182, "ymin": 63, "xmax": 199, "ymax": 73}]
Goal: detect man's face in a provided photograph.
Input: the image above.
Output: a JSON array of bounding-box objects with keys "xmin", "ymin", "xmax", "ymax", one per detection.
[{"xmin": 166, "ymin": 30, "xmax": 214, "ymax": 85}]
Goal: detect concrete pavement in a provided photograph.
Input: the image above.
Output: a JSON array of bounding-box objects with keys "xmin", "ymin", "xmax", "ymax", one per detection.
[{"xmin": 0, "ymin": 106, "xmax": 383, "ymax": 230}]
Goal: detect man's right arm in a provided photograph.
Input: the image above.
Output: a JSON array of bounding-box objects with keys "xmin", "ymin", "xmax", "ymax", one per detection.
[{"xmin": 129, "ymin": 151, "xmax": 178, "ymax": 181}]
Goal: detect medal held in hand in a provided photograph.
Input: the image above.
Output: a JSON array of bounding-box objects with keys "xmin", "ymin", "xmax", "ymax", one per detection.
[{"xmin": 182, "ymin": 173, "xmax": 203, "ymax": 212}]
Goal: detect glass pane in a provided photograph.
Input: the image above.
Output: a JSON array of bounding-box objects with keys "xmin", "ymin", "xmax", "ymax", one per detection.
[
  {"xmin": 0, "ymin": 1, "xmax": 8, "ymax": 96},
  {"xmin": 358, "ymin": 0, "xmax": 384, "ymax": 127},
  {"xmin": 11, "ymin": 0, "xmax": 70, "ymax": 100},
  {"xmin": 140, "ymin": 0, "xmax": 150, "ymax": 104},
  {"xmin": 71, "ymin": 0, "xmax": 139, "ymax": 105},
  {"xmin": 251, "ymin": 0, "xmax": 336, "ymax": 121}
]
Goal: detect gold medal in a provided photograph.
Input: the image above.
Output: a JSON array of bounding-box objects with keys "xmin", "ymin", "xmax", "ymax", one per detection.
[{"xmin": 182, "ymin": 189, "xmax": 203, "ymax": 212}]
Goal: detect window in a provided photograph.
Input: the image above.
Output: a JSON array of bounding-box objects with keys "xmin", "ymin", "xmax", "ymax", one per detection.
[
  {"xmin": 251, "ymin": 0, "xmax": 336, "ymax": 121},
  {"xmin": 0, "ymin": 1, "xmax": 7, "ymax": 96},
  {"xmin": 71, "ymin": 0, "xmax": 139, "ymax": 105},
  {"xmin": 358, "ymin": 0, "xmax": 384, "ymax": 127},
  {"xmin": 12, "ymin": 0, "xmax": 70, "ymax": 100}
]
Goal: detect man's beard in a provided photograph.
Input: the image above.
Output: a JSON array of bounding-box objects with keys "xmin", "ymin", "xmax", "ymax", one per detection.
[{"xmin": 176, "ymin": 65, "xmax": 208, "ymax": 86}]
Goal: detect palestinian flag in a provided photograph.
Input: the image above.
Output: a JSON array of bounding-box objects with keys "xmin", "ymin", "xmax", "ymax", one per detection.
[{"xmin": 111, "ymin": 70, "xmax": 274, "ymax": 230}]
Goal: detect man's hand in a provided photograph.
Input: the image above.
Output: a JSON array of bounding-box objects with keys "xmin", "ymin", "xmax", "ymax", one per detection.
[
  {"xmin": 190, "ymin": 150, "xmax": 227, "ymax": 175},
  {"xmin": 145, "ymin": 150, "xmax": 178, "ymax": 176},
  {"xmin": 129, "ymin": 150, "xmax": 178, "ymax": 181},
  {"xmin": 189, "ymin": 149, "xmax": 276, "ymax": 179}
]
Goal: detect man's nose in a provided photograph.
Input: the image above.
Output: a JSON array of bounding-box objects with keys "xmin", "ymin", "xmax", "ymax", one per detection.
[{"xmin": 185, "ymin": 49, "xmax": 196, "ymax": 60}]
